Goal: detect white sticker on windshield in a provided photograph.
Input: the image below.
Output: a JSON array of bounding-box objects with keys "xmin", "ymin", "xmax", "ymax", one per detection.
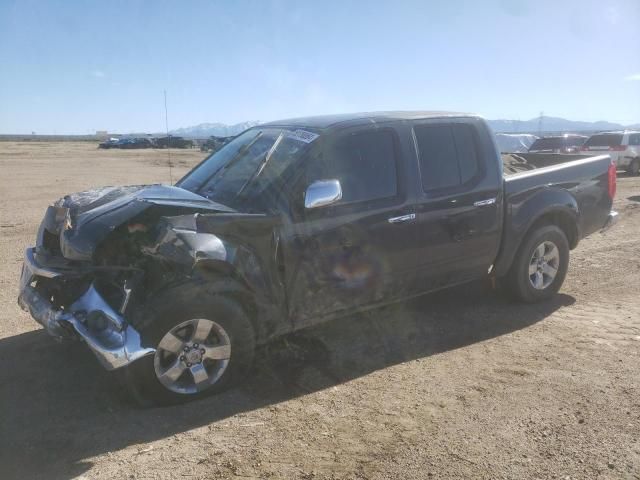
[{"xmin": 286, "ymin": 129, "xmax": 319, "ymax": 143}]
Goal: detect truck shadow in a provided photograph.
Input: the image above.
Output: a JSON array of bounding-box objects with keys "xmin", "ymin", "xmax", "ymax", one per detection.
[{"xmin": 0, "ymin": 281, "xmax": 574, "ymax": 480}]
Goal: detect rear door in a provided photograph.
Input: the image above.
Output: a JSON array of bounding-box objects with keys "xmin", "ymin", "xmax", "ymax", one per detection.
[
  {"xmin": 282, "ymin": 125, "xmax": 416, "ymax": 327},
  {"xmin": 407, "ymin": 119, "xmax": 503, "ymax": 292}
]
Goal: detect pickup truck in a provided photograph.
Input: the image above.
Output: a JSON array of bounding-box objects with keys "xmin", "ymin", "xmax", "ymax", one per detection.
[{"xmin": 18, "ymin": 111, "xmax": 618, "ymax": 406}]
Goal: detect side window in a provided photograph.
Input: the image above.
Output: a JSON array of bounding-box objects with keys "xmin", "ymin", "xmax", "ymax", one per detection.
[
  {"xmin": 310, "ymin": 129, "xmax": 398, "ymax": 204},
  {"xmin": 452, "ymin": 124, "xmax": 479, "ymax": 184},
  {"xmin": 414, "ymin": 123, "xmax": 480, "ymax": 192},
  {"xmin": 629, "ymin": 134, "xmax": 640, "ymax": 146}
]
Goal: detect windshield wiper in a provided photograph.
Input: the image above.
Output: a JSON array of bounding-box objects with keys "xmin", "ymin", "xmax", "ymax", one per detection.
[{"xmin": 235, "ymin": 132, "xmax": 284, "ymax": 198}]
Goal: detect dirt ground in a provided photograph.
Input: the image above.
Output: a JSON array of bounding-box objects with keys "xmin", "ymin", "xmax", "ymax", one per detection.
[{"xmin": 0, "ymin": 141, "xmax": 639, "ymax": 480}]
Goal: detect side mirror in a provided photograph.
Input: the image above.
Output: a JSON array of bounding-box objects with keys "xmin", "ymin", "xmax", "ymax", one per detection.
[{"xmin": 304, "ymin": 179, "xmax": 342, "ymax": 209}]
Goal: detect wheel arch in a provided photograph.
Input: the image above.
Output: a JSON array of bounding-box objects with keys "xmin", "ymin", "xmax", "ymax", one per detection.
[
  {"xmin": 494, "ymin": 188, "xmax": 580, "ymax": 277},
  {"xmin": 132, "ymin": 269, "xmax": 287, "ymax": 347},
  {"xmin": 526, "ymin": 209, "xmax": 579, "ymax": 250}
]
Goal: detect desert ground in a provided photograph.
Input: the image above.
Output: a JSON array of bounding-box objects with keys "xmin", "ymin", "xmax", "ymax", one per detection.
[{"xmin": 0, "ymin": 141, "xmax": 639, "ymax": 480}]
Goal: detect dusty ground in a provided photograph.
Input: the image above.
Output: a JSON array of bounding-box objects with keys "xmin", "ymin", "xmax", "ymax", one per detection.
[{"xmin": 0, "ymin": 141, "xmax": 639, "ymax": 480}]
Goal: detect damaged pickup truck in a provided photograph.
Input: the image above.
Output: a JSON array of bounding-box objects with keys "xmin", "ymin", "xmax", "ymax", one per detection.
[{"xmin": 18, "ymin": 112, "xmax": 618, "ymax": 405}]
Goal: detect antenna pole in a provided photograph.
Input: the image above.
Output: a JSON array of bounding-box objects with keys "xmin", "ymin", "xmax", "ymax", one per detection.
[
  {"xmin": 538, "ymin": 111, "xmax": 544, "ymax": 136},
  {"xmin": 164, "ymin": 90, "xmax": 173, "ymax": 184}
]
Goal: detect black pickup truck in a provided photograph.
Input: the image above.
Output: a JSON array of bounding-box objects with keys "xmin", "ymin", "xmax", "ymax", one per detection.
[{"xmin": 18, "ymin": 111, "xmax": 618, "ymax": 405}]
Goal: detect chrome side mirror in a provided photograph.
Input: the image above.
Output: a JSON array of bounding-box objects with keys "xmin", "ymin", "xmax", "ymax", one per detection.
[{"xmin": 304, "ymin": 179, "xmax": 342, "ymax": 209}]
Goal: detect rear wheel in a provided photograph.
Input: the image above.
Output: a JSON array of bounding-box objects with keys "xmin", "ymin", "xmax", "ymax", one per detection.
[
  {"xmin": 627, "ymin": 159, "xmax": 640, "ymax": 176},
  {"xmin": 119, "ymin": 284, "xmax": 255, "ymax": 407},
  {"xmin": 506, "ymin": 225, "xmax": 569, "ymax": 303}
]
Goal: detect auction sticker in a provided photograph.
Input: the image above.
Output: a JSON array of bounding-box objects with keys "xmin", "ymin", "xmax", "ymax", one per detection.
[{"xmin": 286, "ymin": 129, "xmax": 319, "ymax": 143}]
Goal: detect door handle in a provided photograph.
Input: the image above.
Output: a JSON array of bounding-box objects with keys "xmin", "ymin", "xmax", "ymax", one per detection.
[
  {"xmin": 473, "ymin": 198, "xmax": 496, "ymax": 207},
  {"xmin": 388, "ymin": 213, "xmax": 416, "ymax": 224}
]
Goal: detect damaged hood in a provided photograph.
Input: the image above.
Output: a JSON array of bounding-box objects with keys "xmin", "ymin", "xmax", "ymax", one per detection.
[
  {"xmin": 58, "ymin": 184, "xmax": 233, "ymax": 216},
  {"xmin": 46, "ymin": 184, "xmax": 235, "ymax": 261}
]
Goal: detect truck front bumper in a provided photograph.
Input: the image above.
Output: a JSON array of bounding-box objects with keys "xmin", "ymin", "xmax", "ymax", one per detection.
[{"xmin": 17, "ymin": 248, "xmax": 155, "ymax": 370}]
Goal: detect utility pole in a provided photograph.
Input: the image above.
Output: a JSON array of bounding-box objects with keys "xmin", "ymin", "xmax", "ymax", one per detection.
[
  {"xmin": 538, "ymin": 111, "xmax": 544, "ymax": 136},
  {"xmin": 164, "ymin": 90, "xmax": 173, "ymax": 184}
]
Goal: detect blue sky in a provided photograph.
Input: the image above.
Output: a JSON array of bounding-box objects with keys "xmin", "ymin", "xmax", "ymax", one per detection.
[{"xmin": 1, "ymin": 0, "xmax": 639, "ymax": 134}]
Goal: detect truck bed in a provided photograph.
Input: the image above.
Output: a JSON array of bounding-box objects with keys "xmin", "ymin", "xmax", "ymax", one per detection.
[
  {"xmin": 504, "ymin": 153, "xmax": 613, "ymax": 238},
  {"xmin": 502, "ymin": 152, "xmax": 594, "ymax": 175}
]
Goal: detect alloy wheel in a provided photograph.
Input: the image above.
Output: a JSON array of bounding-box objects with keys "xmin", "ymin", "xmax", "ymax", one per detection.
[
  {"xmin": 528, "ymin": 240, "xmax": 560, "ymax": 290},
  {"xmin": 153, "ymin": 318, "xmax": 231, "ymax": 394}
]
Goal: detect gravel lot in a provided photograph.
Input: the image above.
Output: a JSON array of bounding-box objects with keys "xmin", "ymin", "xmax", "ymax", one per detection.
[{"xmin": 1, "ymin": 141, "xmax": 639, "ymax": 480}]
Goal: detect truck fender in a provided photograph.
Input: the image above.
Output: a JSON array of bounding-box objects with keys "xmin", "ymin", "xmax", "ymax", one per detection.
[
  {"xmin": 141, "ymin": 213, "xmax": 290, "ymax": 342},
  {"xmin": 493, "ymin": 187, "xmax": 580, "ymax": 277}
]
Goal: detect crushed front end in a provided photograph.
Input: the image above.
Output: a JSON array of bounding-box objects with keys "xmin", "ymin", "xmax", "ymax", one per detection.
[
  {"xmin": 17, "ymin": 190, "xmax": 157, "ymax": 369},
  {"xmin": 18, "ymin": 184, "xmax": 278, "ymax": 371},
  {"xmin": 18, "ymin": 247, "xmax": 152, "ymax": 369},
  {"xmin": 17, "ymin": 185, "xmax": 231, "ymax": 370}
]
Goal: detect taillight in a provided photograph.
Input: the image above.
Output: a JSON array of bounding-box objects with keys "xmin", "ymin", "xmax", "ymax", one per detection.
[
  {"xmin": 608, "ymin": 161, "xmax": 617, "ymax": 200},
  {"xmin": 580, "ymin": 146, "xmax": 589, "ymax": 151},
  {"xmin": 609, "ymin": 145, "xmax": 626, "ymax": 151}
]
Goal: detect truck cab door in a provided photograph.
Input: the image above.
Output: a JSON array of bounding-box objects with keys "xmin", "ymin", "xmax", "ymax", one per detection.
[
  {"xmin": 281, "ymin": 127, "xmax": 415, "ymax": 328},
  {"xmin": 407, "ymin": 120, "xmax": 503, "ymax": 291}
]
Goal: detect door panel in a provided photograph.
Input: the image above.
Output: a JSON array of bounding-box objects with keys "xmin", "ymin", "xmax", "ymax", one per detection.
[
  {"xmin": 283, "ymin": 203, "xmax": 416, "ymax": 327},
  {"xmin": 409, "ymin": 121, "xmax": 503, "ymax": 292},
  {"xmin": 409, "ymin": 188, "xmax": 502, "ymax": 291},
  {"xmin": 281, "ymin": 126, "xmax": 416, "ymax": 327}
]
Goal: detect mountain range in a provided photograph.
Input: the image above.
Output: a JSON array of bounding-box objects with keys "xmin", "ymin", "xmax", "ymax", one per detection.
[
  {"xmin": 170, "ymin": 121, "xmax": 260, "ymax": 138},
  {"xmin": 488, "ymin": 116, "xmax": 639, "ymax": 134},
  {"xmin": 171, "ymin": 116, "xmax": 640, "ymax": 138}
]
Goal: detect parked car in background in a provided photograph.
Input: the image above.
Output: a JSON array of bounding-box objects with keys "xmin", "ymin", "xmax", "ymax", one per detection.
[
  {"xmin": 200, "ymin": 135, "xmax": 233, "ymax": 152},
  {"xmin": 18, "ymin": 111, "xmax": 617, "ymax": 406},
  {"xmin": 155, "ymin": 136, "xmax": 193, "ymax": 149},
  {"xmin": 494, "ymin": 133, "xmax": 538, "ymax": 153},
  {"xmin": 528, "ymin": 134, "xmax": 587, "ymax": 154},
  {"xmin": 98, "ymin": 137, "xmax": 121, "ymax": 149},
  {"xmin": 581, "ymin": 131, "xmax": 640, "ymax": 175},
  {"xmin": 120, "ymin": 138, "xmax": 153, "ymax": 149},
  {"xmin": 99, "ymin": 137, "xmax": 154, "ymax": 149}
]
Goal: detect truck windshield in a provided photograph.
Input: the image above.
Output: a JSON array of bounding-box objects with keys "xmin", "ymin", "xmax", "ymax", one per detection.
[{"xmin": 177, "ymin": 127, "xmax": 316, "ymax": 209}]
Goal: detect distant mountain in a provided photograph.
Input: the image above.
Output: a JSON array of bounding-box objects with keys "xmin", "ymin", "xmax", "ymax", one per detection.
[
  {"xmin": 171, "ymin": 116, "xmax": 638, "ymax": 138},
  {"xmin": 170, "ymin": 121, "xmax": 260, "ymax": 138},
  {"xmin": 488, "ymin": 116, "xmax": 626, "ymax": 134}
]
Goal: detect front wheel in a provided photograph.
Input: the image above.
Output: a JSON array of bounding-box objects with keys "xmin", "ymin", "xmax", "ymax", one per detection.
[
  {"xmin": 505, "ymin": 225, "xmax": 569, "ymax": 303},
  {"xmin": 119, "ymin": 285, "xmax": 255, "ymax": 407},
  {"xmin": 627, "ymin": 159, "xmax": 640, "ymax": 176}
]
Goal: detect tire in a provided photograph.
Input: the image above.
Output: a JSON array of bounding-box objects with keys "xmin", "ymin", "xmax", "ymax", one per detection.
[
  {"xmin": 505, "ymin": 225, "xmax": 569, "ymax": 303},
  {"xmin": 627, "ymin": 159, "xmax": 640, "ymax": 176},
  {"xmin": 118, "ymin": 283, "xmax": 255, "ymax": 407}
]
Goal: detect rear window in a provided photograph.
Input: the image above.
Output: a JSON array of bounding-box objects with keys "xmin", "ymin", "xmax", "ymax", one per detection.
[
  {"xmin": 584, "ymin": 134, "xmax": 623, "ymax": 147},
  {"xmin": 414, "ymin": 123, "xmax": 481, "ymax": 191}
]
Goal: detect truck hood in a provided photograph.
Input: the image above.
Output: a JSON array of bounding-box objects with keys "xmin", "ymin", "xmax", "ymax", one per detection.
[
  {"xmin": 47, "ymin": 184, "xmax": 235, "ymax": 261},
  {"xmin": 57, "ymin": 184, "xmax": 233, "ymax": 217}
]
